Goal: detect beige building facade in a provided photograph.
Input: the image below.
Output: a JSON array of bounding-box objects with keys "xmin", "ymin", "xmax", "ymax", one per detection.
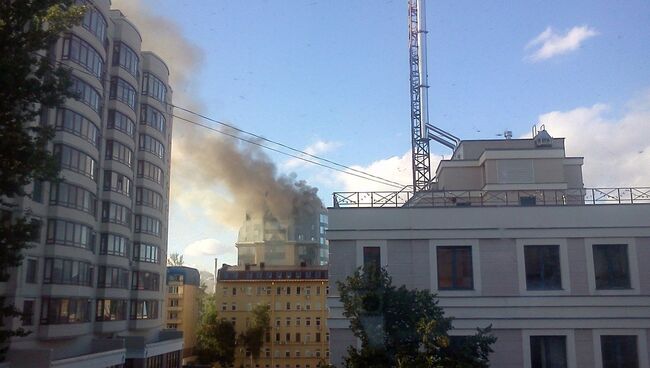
[
  {"xmin": 165, "ymin": 267, "xmax": 201, "ymax": 362},
  {"xmin": 1, "ymin": 1, "xmax": 181, "ymax": 366},
  {"xmin": 328, "ymin": 132, "xmax": 650, "ymax": 367},
  {"xmin": 216, "ymin": 265, "xmax": 330, "ymax": 368}
]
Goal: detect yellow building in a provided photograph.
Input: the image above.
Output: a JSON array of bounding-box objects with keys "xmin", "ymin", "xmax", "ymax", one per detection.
[
  {"xmin": 166, "ymin": 266, "xmax": 202, "ymax": 361},
  {"xmin": 216, "ymin": 264, "xmax": 330, "ymax": 368}
]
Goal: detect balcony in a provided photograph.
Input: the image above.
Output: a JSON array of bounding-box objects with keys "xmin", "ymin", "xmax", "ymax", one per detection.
[{"xmin": 332, "ymin": 187, "xmax": 650, "ymax": 208}]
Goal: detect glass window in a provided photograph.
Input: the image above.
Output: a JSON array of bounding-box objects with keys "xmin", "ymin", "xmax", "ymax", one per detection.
[
  {"xmin": 138, "ymin": 134, "xmax": 165, "ymax": 159},
  {"xmin": 129, "ymin": 300, "xmax": 159, "ymax": 320},
  {"xmin": 97, "ymin": 266, "xmax": 129, "ymax": 289},
  {"xmin": 525, "ymin": 245, "xmax": 562, "ymax": 290},
  {"xmin": 96, "ymin": 299, "xmax": 128, "ymax": 321},
  {"xmin": 49, "ymin": 182, "xmax": 97, "ymax": 215},
  {"xmin": 43, "ymin": 258, "xmax": 93, "ymax": 286},
  {"xmin": 142, "ymin": 72, "xmax": 167, "ymax": 103},
  {"xmin": 99, "ymin": 233, "xmax": 129, "ymax": 257},
  {"xmin": 132, "ymin": 271, "xmax": 160, "ymax": 291},
  {"xmin": 69, "ymin": 77, "xmax": 101, "ymax": 112},
  {"xmin": 133, "ymin": 242, "xmax": 160, "ymax": 263},
  {"xmin": 110, "ymin": 77, "xmax": 137, "ymax": 110},
  {"xmin": 40, "ymin": 298, "xmax": 91, "ymax": 324},
  {"xmin": 55, "ymin": 109, "xmax": 100, "ymax": 147},
  {"xmin": 105, "ymin": 140, "xmax": 133, "ymax": 168},
  {"xmin": 78, "ymin": 1, "xmax": 107, "ymax": 42},
  {"xmin": 363, "ymin": 246, "xmax": 381, "ymax": 271},
  {"xmin": 530, "ymin": 336, "xmax": 567, "ymax": 368},
  {"xmin": 22, "ymin": 300, "xmax": 34, "ymax": 326},
  {"xmin": 112, "ymin": 42, "xmax": 139, "ymax": 76},
  {"xmin": 103, "ymin": 170, "xmax": 132, "ymax": 197},
  {"xmin": 601, "ymin": 335, "xmax": 638, "ymax": 368},
  {"xmin": 107, "ymin": 109, "xmax": 136, "ymax": 138},
  {"xmin": 137, "ymin": 160, "xmax": 164, "ymax": 185},
  {"xmin": 140, "ymin": 104, "xmax": 166, "ymax": 134},
  {"xmin": 53, "ymin": 144, "xmax": 98, "ymax": 180},
  {"xmin": 437, "ymin": 246, "xmax": 473, "ymax": 290},
  {"xmin": 62, "ymin": 34, "xmax": 104, "ymax": 78},
  {"xmin": 136, "ymin": 187, "xmax": 163, "ymax": 211},
  {"xmin": 101, "ymin": 201, "xmax": 131, "ymax": 227},
  {"xmin": 134, "ymin": 215, "xmax": 162, "ymax": 237},
  {"xmin": 46, "ymin": 219, "xmax": 95, "ymax": 250},
  {"xmin": 25, "ymin": 259, "xmax": 38, "ymax": 284},
  {"xmin": 593, "ymin": 244, "xmax": 631, "ymax": 289}
]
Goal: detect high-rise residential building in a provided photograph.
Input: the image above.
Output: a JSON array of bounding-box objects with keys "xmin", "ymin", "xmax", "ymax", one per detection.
[
  {"xmin": 165, "ymin": 267, "xmax": 201, "ymax": 364},
  {"xmin": 1, "ymin": 1, "xmax": 180, "ymax": 366},
  {"xmin": 216, "ymin": 264, "xmax": 330, "ymax": 368},
  {"xmin": 328, "ymin": 130, "xmax": 650, "ymax": 367}
]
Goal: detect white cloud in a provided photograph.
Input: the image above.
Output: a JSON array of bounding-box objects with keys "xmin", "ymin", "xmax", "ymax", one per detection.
[
  {"xmin": 525, "ymin": 25, "xmax": 598, "ymax": 61},
  {"xmin": 283, "ymin": 140, "xmax": 342, "ymax": 169},
  {"xmin": 184, "ymin": 238, "xmax": 237, "ymax": 259},
  {"xmin": 335, "ymin": 150, "xmax": 415, "ymax": 192},
  {"xmin": 536, "ymin": 91, "xmax": 650, "ymax": 187}
]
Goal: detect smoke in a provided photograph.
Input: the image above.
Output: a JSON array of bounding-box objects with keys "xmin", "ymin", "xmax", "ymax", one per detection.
[{"xmin": 111, "ymin": 1, "xmax": 322, "ymax": 228}]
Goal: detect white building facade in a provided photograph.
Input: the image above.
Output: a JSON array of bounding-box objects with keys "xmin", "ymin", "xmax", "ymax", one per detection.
[
  {"xmin": 1, "ymin": 1, "xmax": 181, "ymax": 367},
  {"xmin": 327, "ymin": 134, "xmax": 650, "ymax": 368}
]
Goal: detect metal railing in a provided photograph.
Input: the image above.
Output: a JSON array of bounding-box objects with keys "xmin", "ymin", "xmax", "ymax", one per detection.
[{"xmin": 332, "ymin": 187, "xmax": 650, "ymax": 208}]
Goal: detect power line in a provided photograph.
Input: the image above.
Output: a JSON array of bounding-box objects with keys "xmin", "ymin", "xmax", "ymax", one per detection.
[
  {"xmin": 37, "ymin": 54, "xmax": 407, "ymax": 188},
  {"xmin": 172, "ymin": 114, "xmax": 404, "ymax": 189},
  {"xmin": 172, "ymin": 105, "xmax": 407, "ymax": 188}
]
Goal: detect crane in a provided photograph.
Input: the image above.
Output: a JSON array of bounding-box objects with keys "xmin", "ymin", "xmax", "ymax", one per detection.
[{"xmin": 408, "ymin": 0, "xmax": 459, "ymax": 192}]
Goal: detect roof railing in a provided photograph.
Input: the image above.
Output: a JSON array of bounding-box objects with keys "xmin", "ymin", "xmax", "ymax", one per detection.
[{"xmin": 331, "ymin": 187, "xmax": 650, "ymax": 208}]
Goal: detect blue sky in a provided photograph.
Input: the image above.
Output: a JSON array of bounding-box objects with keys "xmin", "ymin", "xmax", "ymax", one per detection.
[{"xmin": 114, "ymin": 0, "xmax": 650, "ymax": 272}]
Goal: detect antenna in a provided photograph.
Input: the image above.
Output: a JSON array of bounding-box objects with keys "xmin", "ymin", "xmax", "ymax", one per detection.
[{"xmin": 408, "ymin": 0, "xmax": 459, "ymax": 192}]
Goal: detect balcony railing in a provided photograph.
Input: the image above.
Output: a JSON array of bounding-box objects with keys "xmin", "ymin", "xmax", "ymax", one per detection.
[{"xmin": 332, "ymin": 187, "xmax": 650, "ymax": 208}]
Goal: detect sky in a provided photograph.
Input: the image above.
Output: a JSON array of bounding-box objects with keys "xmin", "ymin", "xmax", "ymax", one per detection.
[{"xmin": 111, "ymin": 0, "xmax": 650, "ymax": 273}]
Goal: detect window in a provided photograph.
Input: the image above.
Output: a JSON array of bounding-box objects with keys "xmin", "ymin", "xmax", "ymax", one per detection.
[
  {"xmin": 530, "ymin": 336, "xmax": 567, "ymax": 368},
  {"xmin": 525, "ymin": 245, "xmax": 561, "ymax": 290},
  {"xmin": 137, "ymin": 160, "xmax": 164, "ymax": 185},
  {"xmin": 25, "ymin": 259, "xmax": 38, "ymax": 284},
  {"xmin": 49, "ymin": 182, "xmax": 97, "ymax": 215},
  {"xmin": 40, "ymin": 298, "xmax": 91, "ymax": 324},
  {"xmin": 69, "ymin": 77, "xmax": 101, "ymax": 113},
  {"xmin": 136, "ymin": 187, "xmax": 164, "ymax": 211},
  {"xmin": 103, "ymin": 171, "xmax": 132, "ymax": 197},
  {"xmin": 601, "ymin": 335, "xmax": 638, "ymax": 368},
  {"xmin": 142, "ymin": 72, "xmax": 167, "ymax": 103},
  {"xmin": 43, "ymin": 258, "xmax": 93, "ymax": 286},
  {"xmin": 101, "ymin": 201, "xmax": 131, "ymax": 227},
  {"xmin": 141, "ymin": 104, "xmax": 166, "ymax": 133},
  {"xmin": 22, "ymin": 300, "xmax": 34, "ymax": 326},
  {"xmin": 46, "ymin": 219, "xmax": 95, "ymax": 251},
  {"xmin": 110, "ymin": 77, "xmax": 137, "ymax": 110},
  {"xmin": 99, "ymin": 233, "xmax": 128, "ymax": 256},
  {"xmin": 54, "ymin": 144, "xmax": 98, "ymax": 180},
  {"xmin": 130, "ymin": 300, "xmax": 159, "ymax": 320},
  {"xmin": 316, "ymin": 317, "xmax": 321, "ymax": 326},
  {"xmin": 79, "ymin": 1, "xmax": 107, "ymax": 42},
  {"xmin": 112, "ymin": 42, "xmax": 139, "ymax": 76},
  {"xmin": 306, "ymin": 317, "xmax": 311, "ymax": 326},
  {"xmin": 105, "ymin": 140, "xmax": 133, "ymax": 167},
  {"xmin": 62, "ymin": 34, "xmax": 104, "ymax": 78},
  {"xmin": 437, "ymin": 246, "xmax": 473, "ymax": 290},
  {"xmin": 96, "ymin": 299, "xmax": 128, "ymax": 321},
  {"xmin": 593, "ymin": 244, "xmax": 631, "ymax": 289},
  {"xmin": 132, "ymin": 271, "xmax": 160, "ymax": 291},
  {"xmin": 363, "ymin": 246, "xmax": 381, "ymax": 271},
  {"xmin": 32, "ymin": 181, "xmax": 43, "ymax": 203},
  {"xmin": 97, "ymin": 266, "xmax": 129, "ymax": 289},
  {"xmin": 139, "ymin": 134, "xmax": 165, "ymax": 159},
  {"xmin": 316, "ymin": 333, "xmax": 321, "ymax": 342},
  {"xmin": 107, "ymin": 109, "xmax": 136, "ymax": 138},
  {"xmin": 286, "ymin": 317, "xmax": 291, "ymax": 326},
  {"xmin": 134, "ymin": 215, "xmax": 162, "ymax": 237},
  {"xmin": 56, "ymin": 109, "xmax": 100, "ymax": 147},
  {"xmin": 285, "ymin": 334, "xmax": 291, "ymax": 343}
]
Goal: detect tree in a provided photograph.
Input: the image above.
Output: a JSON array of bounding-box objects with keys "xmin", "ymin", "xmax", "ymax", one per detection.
[
  {"xmin": 337, "ymin": 266, "xmax": 496, "ymax": 368},
  {"xmin": 0, "ymin": 0, "xmax": 84, "ymax": 360},
  {"xmin": 195, "ymin": 295, "xmax": 237, "ymax": 367},
  {"xmin": 238, "ymin": 304, "xmax": 271, "ymax": 361},
  {"xmin": 167, "ymin": 252, "xmax": 184, "ymax": 266}
]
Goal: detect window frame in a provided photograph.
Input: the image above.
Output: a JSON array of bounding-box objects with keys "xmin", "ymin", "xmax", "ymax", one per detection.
[
  {"xmin": 430, "ymin": 239, "xmax": 481, "ymax": 296},
  {"xmin": 516, "ymin": 239, "xmax": 570, "ymax": 295},
  {"xmin": 592, "ymin": 329, "xmax": 648, "ymax": 368},
  {"xmin": 585, "ymin": 238, "xmax": 639, "ymax": 295},
  {"xmin": 522, "ymin": 330, "xmax": 576, "ymax": 368}
]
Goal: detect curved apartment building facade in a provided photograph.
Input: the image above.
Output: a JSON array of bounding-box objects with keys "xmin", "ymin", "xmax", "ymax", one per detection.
[{"xmin": 1, "ymin": 1, "xmax": 181, "ymax": 367}]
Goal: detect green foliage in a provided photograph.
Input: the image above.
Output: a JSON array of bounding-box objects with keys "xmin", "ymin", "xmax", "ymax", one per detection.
[
  {"xmin": 238, "ymin": 304, "xmax": 271, "ymax": 361},
  {"xmin": 337, "ymin": 267, "xmax": 496, "ymax": 368},
  {"xmin": 196, "ymin": 295, "xmax": 237, "ymax": 367},
  {"xmin": 167, "ymin": 252, "xmax": 184, "ymax": 266},
  {"xmin": 0, "ymin": 0, "xmax": 84, "ymax": 361}
]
